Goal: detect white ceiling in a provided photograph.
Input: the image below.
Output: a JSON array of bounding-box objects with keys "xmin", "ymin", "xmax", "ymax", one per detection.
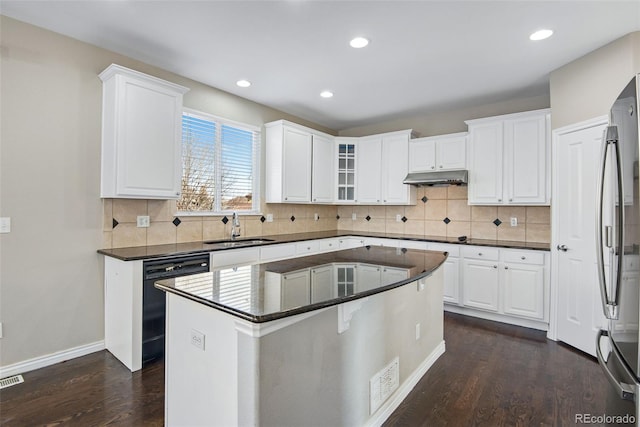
[{"xmin": 2, "ymin": 1, "xmax": 640, "ymax": 131}]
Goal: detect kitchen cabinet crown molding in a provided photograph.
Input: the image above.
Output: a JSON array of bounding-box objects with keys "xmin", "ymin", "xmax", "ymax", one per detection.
[
  {"xmin": 99, "ymin": 63, "xmax": 189, "ymax": 94},
  {"xmin": 464, "ymin": 108, "xmax": 551, "ymax": 126}
]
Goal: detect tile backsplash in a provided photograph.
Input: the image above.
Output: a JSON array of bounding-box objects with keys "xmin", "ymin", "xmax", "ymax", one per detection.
[
  {"xmin": 102, "ymin": 199, "xmax": 339, "ymax": 249},
  {"xmin": 102, "ymin": 187, "xmax": 550, "ymax": 249},
  {"xmin": 336, "ymin": 186, "xmax": 551, "ymax": 244}
]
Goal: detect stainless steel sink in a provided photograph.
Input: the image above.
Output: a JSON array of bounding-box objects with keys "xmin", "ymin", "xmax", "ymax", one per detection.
[{"xmin": 203, "ymin": 238, "xmax": 274, "ymax": 248}]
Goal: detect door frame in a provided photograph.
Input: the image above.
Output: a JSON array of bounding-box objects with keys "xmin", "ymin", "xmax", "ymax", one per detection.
[{"xmin": 549, "ymin": 115, "xmax": 608, "ymax": 342}]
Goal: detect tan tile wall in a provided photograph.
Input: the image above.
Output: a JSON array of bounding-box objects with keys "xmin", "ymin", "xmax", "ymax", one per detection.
[
  {"xmin": 337, "ymin": 186, "xmax": 551, "ymax": 244},
  {"xmin": 102, "ymin": 187, "xmax": 551, "ymax": 249},
  {"xmin": 102, "ymin": 199, "xmax": 338, "ymax": 249}
]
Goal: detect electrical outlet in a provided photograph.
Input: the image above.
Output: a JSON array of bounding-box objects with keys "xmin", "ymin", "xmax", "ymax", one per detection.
[
  {"xmin": 417, "ymin": 279, "xmax": 425, "ymax": 291},
  {"xmin": 137, "ymin": 215, "xmax": 150, "ymax": 228},
  {"xmin": 190, "ymin": 329, "xmax": 205, "ymax": 351},
  {"xmin": 396, "ymin": 214, "xmax": 402, "ymax": 222},
  {"xmin": 314, "ymin": 213, "xmax": 319, "ymax": 221},
  {"xmin": 266, "ymin": 214, "xmax": 273, "ymax": 222},
  {"xmin": 0, "ymin": 217, "xmax": 11, "ymax": 234},
  {"xmin": 0, "ymin": 322, "xmax": 3, "ymax": 339},
  {"xmin": 415, "ymin": 323, "xmax": 421, "ymax": 340},
  {"xmin": 510, "ymin": 217, "xmax": 518, "ymax": 227},
  {"xmin": 352, "ymin": 213, "xmax": 357, "ymax": 220}
]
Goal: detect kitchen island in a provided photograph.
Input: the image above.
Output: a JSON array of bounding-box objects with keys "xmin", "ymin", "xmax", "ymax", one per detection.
[{"xmin": 155, "ymin": 246, "xmax": 447, "ymax": 427}]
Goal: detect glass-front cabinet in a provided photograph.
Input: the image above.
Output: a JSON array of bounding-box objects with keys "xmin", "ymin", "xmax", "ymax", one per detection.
[{"xmin": 336, "ymin": 138, "xmax": 357, "ymax": 202}]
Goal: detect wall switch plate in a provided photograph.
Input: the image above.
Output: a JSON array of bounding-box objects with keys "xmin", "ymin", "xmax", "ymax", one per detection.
[
  {"xmin": 352, "ymin": 213, "xmax": 357, "ymax": 220},
  {"xmin": 137, "ymin": 215, "xmax": 150, "ymax": 228},
  {"xmin": 190, "ymin": 329, "xmax": 205, "ymax": 351},
  {"xmin": 0, "ymin": 217, "xmax": 10, "ymax": 234},
  {"xmin": 417, "ymin": 279, "xmax": 425, "ymax": 291},
  {"xmin": 396, "ymin": 214, "xmax": 402, "ymax": 222},
  {"xmin": 510, "ymin": 217, "xmax": 517, "ymax": 227},
  {"xmin": 266, "ymin": 214, "xmax": 273, "ymax": 222},
  {"xmin": 314, "ymin": 213, "xmax": 319, "ymax": 221}
]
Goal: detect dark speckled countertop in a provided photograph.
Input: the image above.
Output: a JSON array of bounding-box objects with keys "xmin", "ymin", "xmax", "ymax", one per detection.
[
  {"xmin": 154, "ymin": 246, "xmax": 447, "ymax": 323},
  {"xmin": 97, "ymin": 230, "xmax": 550, "ymax": 261}
]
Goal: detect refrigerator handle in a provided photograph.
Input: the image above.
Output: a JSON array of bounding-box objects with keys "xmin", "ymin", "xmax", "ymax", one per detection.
[
  {"xmin": 596, "ymin": 126, "xmax": 621, "ymax": 320},
  {"xmin": 596, "ymin": 329, "xmax": 636, "ymax": 401}
]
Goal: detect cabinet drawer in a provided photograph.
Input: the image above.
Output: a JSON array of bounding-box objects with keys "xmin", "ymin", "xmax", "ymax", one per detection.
[
  {"xmin": 318, "ymin": 238, "xmax": 339, "ymax": 252},
  {"xmin": 261, "ymin": 244, "xmax": 296, "ymax": 262},
  {"xmin": 296, "ymin": 241, "xmax": 320, "ymax": 255},
  {"xmin": 502, "ymin": 250, "xmax": 544, "ymax": 265},
  {"xmin": 462, "ymin": 246, "xmax": 499, "ymax": 261},
  {"xmin": 398, "ymin": 240, "xmax": 428, "ymax": 250},
  {"xmin": 211, "ymin": 247, "xmax": 260, "ymax": 268},
  {"xmin": 428, "ymin": 243, "xmax": 460, "ymax": 257}
]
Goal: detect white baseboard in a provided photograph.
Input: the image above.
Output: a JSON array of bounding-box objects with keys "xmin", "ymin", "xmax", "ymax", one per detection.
[
  {"xmin": 0, "ymin": 340, "xmax": 105, "ymax": 378},
  {"xmin": 444, "ymin": 305, "xmax": 549, "ymax": 331},
  {"xmin": 365, "ymin": 340, "xmax": 446, "ymax": 427}
]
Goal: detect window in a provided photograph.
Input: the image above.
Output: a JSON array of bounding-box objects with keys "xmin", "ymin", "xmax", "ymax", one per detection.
[{"xmin": 178, "ymin": 109, "xmax": 260, "ymax": 214}]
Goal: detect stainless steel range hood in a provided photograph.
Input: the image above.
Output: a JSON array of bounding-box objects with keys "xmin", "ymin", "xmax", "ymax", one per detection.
[{"xmin": 403, "ymin": 170, "xmax": 468, "ymax": 186}]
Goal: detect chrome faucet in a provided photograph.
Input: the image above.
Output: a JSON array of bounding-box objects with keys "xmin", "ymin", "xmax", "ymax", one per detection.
[{"xmin": 231, "ymin": 212, "xmax": 241, "ymax": 240}]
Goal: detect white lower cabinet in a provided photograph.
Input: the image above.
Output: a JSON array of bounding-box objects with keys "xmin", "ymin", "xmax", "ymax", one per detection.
[
  {"xmin": 281, "ymin": 270, "xmax": 311, "ymax": 310},
  {"xmin": 462, "ymin": 258, "xmax": 500, "ymax": 312},
  {"xmin": 450, "ymin": 245, "xmax": 550, "ymax": 329},
  {"xmin": 311, "ymin": 265, "xmax": 335, "ymax": 302},
  {"xmin": 441, "ymin": 257, "xmax": 460, "ymax": 304}
]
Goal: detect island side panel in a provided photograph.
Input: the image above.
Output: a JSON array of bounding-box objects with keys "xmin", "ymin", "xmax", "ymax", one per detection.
[
  {"xmin": 257, "ymin": 267, "xmax": 445, "ymax": 427},
  {"xmin": 164, "ymin": 293, "xmax": 240, "ymax": 426}
]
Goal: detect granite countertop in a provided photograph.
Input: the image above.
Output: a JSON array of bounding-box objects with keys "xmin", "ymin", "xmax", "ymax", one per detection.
[
  {"xmin": 154, "ymin": 246, "xmax": 447, "ymax": 323},
  {"xmin": 97, "ymin": 230, "xmax": 550, "ymax": 261}
]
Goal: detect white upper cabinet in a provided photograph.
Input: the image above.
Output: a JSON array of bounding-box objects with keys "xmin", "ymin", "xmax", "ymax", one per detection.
[
  {"xmin": 265, "ymin": 121, "xmax": 317, "ymax": 203},
  {"xmin": 99, "ymin": 64, "xmax": 189, "ymax": 199},
  {"xmin": 311, "ymin": 134, "xmax": 335, "ymax": 203},
  {"xmin": 336, "ymin": 137, "xmax": 357, "ymax": 203},
  {"xmin": 409, "ymin": 132, "xmax": 467, "ymax": 172},
  {"xmin": 356, "ymin": 130, "xmax": 415, "ymax": 205},
  {"xmin": 466, "ymin": 109, "xmax": 550, "ymax": 205}
]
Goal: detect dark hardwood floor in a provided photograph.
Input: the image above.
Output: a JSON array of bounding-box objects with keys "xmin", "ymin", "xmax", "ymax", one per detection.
[{"xmin": 0, "ymin": 312, "xmax": 627, "ymax": 426}]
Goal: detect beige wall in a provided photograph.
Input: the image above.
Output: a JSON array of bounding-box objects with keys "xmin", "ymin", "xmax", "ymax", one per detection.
[
  {"xmin": 550, "ymin": 32, "xmax": 640, "ymax": 129},
  {"xmin": 338, "ymin": 94, "xmax": 550, "ymax": 138},
  {"xmin": 0, "ymin": 16, "xmax": 335, "ymax": 367},
  {"xmin": 337, "ymin": 187, "xmax": 550, "ymax": 244}
]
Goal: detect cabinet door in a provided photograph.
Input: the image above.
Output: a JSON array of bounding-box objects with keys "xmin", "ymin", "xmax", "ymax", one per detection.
[
  {"xmin": 311, "ymin": 134, "xmax": 335, "ymax": 203},
  {"xmin": 336, "ymin": 139, "xmax": 357, "ymax": 202},
  {"xmin": 502, "ymin": 262, "xmax": 544, "ymax": 319},
  {"xmin": 111, "ymin": 74, "xmax": 184, "ymax": 199},
  {"xmin": 504, "ymin": 114, "xmax": 548, "ymax": 204},
  {"xmin": 381, "ymin": 133, "xmax": 410, "ymax": 204},
  {"xmin": 311, "ymin": 265, "xmax": 335, "ymax": 303},
  {"xmin": 442, "ymin": 257, "xmax": 460, "ymax": 304},
  {"xmin": 282, "ymin": 127, "xmax": 312, "ymax": 202},
  {"xmin": 356, "ymin": 264, "xmax": 381, "ymax": 292},
  {"xmin": 462, "ymin": 259, "xmax": 499, "ymax": 311},
  {"xmin": 437, "ymin": 135, "xmax": 467, "ymax": 170},
  {"xmin": 468, "ymin": 122, "xmax": 503, "ymax": 204},
  {"xmin": 408, "ymin": 138, "xmax": 436, "ymax": 172},
  {"xmin": 281, "ymin": 270, "xmax": 310, "ymax": 310},
  {"xmin": 356, "ymin": 136, "xmax": 382, "ymax": 203},
  {"xmin": 382, "ymin": 267, "xmax": 409, "ymax": 286}
]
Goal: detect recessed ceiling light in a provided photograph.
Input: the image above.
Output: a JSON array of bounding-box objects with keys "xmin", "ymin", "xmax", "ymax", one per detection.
[
  {"xmin": 320, "ymin": 91, "xmax": 334, "ymax": 98},
  {"xmin": 349, "ymin": 37, "xmax": 369, "ymax": 48},
  {"xmin": 236, "ymin": 79, "xmax": 251, "ymax": 87},
  {"xmin": 529, "ymin": 29, "xmax": 553, "ymax": 41}
]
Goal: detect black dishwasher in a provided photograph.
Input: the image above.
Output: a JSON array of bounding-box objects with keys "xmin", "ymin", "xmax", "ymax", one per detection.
[{"xmin": 142, "ymin": 254, "xmax": 210, "ymax": 366}]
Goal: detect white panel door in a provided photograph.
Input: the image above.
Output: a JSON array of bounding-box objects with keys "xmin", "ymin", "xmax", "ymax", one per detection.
[
  {"xmin": 381, "ymin": 133, "xmax": 410, "ymax": 204},
  {"xmin": 554, "ymin": 120, "xmax": 608, "ymax": 356},
  {"xmin": 311, "ymin": 134, "xmax": 335, "ymax": 203},
  {"xmin": 504, "ymin": 114, "xmax": 548, "ymax": 204},
  {"xmin": 282, "ymin": 127, "xmax": 312, "ymax": 202},
  {"xmin": 356, "ymin": 136, "xmax": 382, "ymax": 203},
  {"xmin": 462, "ymin": 259, "xmax": 499, "ymax": 312},
  {"xmin": 468, "ymin": 122, "xmax": 503, "ymax": 204}
]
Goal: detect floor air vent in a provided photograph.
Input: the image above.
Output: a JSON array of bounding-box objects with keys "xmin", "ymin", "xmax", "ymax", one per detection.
[{"xmin": 0, "ymin": 374, "xmax": 24, "ymax": 389}]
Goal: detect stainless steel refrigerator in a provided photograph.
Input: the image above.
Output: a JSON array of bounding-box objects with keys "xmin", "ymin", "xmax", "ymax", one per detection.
[{"xmin": 597, "ymin": 75, "xmax": 640, "ymax": 423}]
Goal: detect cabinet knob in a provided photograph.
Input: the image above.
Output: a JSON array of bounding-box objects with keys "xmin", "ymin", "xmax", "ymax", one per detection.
[
  {"xmin": 498, "ymin": 199, "xmax": 502, "ymax": 202},
  {"xmin": 493, "ymin": 265, "xmax": 498, "ymax": 269},
  {"xmin": 383, "ymin": 200, "xmax": 387, "ymax": 203},
  {"xmin": 431, "ymin": 166, "xmax": 435, "ymax": 169},
  {"xmin": 509, "ymin": 198, "xmax": 513, "ymax": 202},
  {"xmin": 505, "ymin": 266, "xmax": 509, "ymax": 270},
  {"xmin": 313, "ymin": 198, "xmax": 317, "ymax": 201},
  {"xmin": 478, "ymin": 252, "xmax": 483, "ymax": 256},
  {"xmin": 439, "ymin": 165, "xmax": 443, "ymax": 168},
  {"xmin": 285, "ymin": 197, "xmax": 288, "ymax": 201},
  {"xmin": 521, "ymin": 256, "xmax": 526, "ymax": 260},
  {"xmin": 377, "ymin": 200, "xmax": 380, "ymax": 202}
]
